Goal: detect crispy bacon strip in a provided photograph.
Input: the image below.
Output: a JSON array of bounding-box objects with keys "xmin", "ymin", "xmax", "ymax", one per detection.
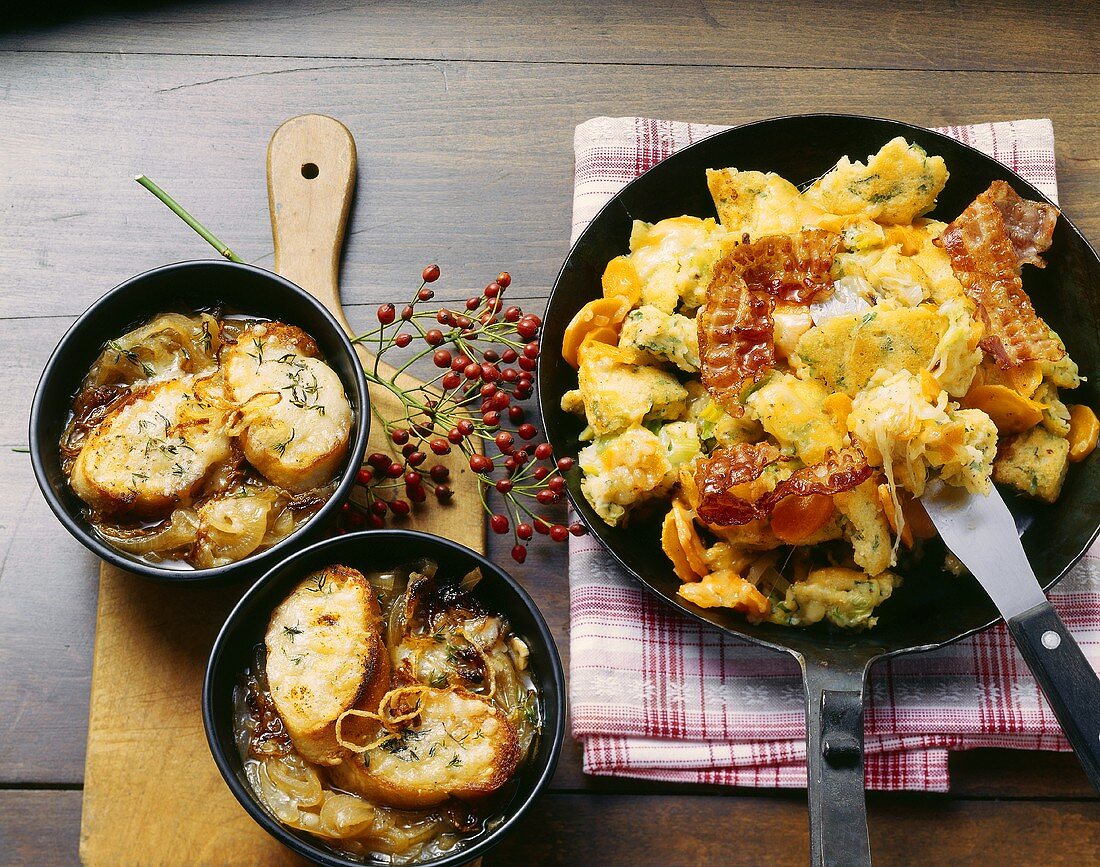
[
  {"xmin": 694, "ymin": 443, "xmax": 783, "ymax": 526},
  {"xmin": 721, "ymin": 229, "xmax": 842, "ymax": 304},
  {"xmin": 698, "ymin": 230, "xmax": 841, "ymax": 413},
  {"xmin": 698, "ymin": 269, "xmax": 775, "ymax": 415},
  {"xmin": 981, "ymin": 180, "xmax": 1058, "ymax": 268},
  {"xmin": 695, "ymin": 445, "xmax": 871, "ymax": 527},
  {"xmin": 937, "ymin": 181, "xmax": 1063, "ymax": 368},
  {"xmin": 757, "ymin": 446, "xmax": 872, "ymax": 514}
]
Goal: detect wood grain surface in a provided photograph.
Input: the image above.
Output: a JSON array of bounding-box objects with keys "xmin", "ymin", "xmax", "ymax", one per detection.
[
  {"xmin": 2, "ymin": 0, "xmax": 1098, "ymax": 74},
  {"xmin": 1, "ymin": 2, "xmax": 1098, "ymax": 865},
  {"xmin": 8, "ymin": 788, "xmax": 1100, "ymax": 867}
]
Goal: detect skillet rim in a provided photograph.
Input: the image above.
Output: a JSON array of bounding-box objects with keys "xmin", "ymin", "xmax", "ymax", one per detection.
[{"xmin": 537, "ymin": 111, "xmax": 1100, "ymax": 662}]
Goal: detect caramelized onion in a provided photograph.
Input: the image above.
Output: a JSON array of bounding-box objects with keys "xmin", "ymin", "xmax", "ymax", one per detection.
[
  {"xmin": 316, "ymin": 792, "xmax": 377, "ymax": 838},
  {"xmin": 84, "ymin": 312, "xmax": 221, "ymax": 387},
  {"xmin": 93, "ymin": 509, "xmax": 200, "ymax": 555},
  {"xmin": 265, "ymin": 753, "xmax": 323, "ymax": 807},
  {"xmin": 191, "ymin": 490, "xmax": 281, "ymax": 569}
]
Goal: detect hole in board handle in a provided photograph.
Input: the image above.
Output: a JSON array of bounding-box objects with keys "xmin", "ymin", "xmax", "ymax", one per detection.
[{"xmin": 301, "ymin": 162, "xmax": 319, "ymax": 180}]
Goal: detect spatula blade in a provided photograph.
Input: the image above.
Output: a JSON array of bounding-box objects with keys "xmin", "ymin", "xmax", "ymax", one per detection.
[{"xmin": 921, "ymin": 479, "xmax": 1047, "ymax": 620}]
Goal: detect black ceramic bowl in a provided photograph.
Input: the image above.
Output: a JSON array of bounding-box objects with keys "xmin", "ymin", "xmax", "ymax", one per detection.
[
  {"xmin": 29, "ymin": 259, "xmax": 370, "ymax": 583},
  {"xmin": 203, "ymin": 530, "xmax": 566, "ymax": 867}
]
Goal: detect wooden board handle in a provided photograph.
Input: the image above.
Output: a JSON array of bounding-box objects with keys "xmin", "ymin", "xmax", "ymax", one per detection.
[
  {"xmin": 265, "ymin": 114, "xmax": 485, "ymax": 551},
  {"xmin": 268, "ymin": 114, "xmax": 357, "ymax": 333}
]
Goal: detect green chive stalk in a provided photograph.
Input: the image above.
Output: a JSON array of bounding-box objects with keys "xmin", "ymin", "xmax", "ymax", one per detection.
[{"xmin": 134, "ymin": 174, "xmax": 244, "ymax": 263}]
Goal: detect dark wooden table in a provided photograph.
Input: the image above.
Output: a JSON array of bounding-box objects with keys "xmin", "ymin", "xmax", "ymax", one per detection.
[{"xmin": 2, "ymin": 3, "xmax": 1099, "ymax": 864}]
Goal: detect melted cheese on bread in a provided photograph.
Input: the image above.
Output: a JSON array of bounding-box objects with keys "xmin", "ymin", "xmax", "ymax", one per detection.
[
  {"xmin": 328, "ymin": 687, "xmax": 519, "ymax": 809},
  {"xmin": 224, "ymin": 323, "xmax": 353, "ymax": 492},
  {"xmin": 69, "ymin": 376, "xmax": 232, "ymax": 517},
  {"xmin": 265, "ymin": 565, "xmax": 386, "ymax": 766}
]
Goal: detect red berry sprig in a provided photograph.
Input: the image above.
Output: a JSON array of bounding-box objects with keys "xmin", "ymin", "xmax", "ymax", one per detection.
[{"xmin": 338, "ymin": 265, "xmax": 586, "ymax": 560}]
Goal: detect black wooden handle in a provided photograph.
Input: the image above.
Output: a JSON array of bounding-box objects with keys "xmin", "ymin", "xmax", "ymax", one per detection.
[
  {"xmin": 800, "ymin": 656, "xmax": 872, "ymax": 867},
  {"xmin": 1007, "ymin": 600, "xmax": 1100, "ymax": 793}
]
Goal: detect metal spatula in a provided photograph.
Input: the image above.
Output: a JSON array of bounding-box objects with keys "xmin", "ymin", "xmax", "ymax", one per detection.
[{"xmin": 922, "ymin": 479, "xmax": 1100, "ymax": 792}]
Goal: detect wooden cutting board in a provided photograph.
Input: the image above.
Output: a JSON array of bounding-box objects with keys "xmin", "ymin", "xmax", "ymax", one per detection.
[{"xmin": 79, "ymin": 115, "xmax": 486, "ymax": 866}]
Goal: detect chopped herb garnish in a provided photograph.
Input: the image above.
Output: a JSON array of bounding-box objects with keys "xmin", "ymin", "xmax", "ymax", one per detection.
[
  {"xmin": 379, "ymin": 732, "xmax": 423, "ymax": 762},
  {"xmin": 282, "ymin": 647, "xmax": 304, "ymax": 666},
  {"xmin": 247, "ymin": 337, "xmax": 266, "ymax": 366},
  {"xmin": 273, "ymin": 428, "xmax": 296, "ymax": 456},
  {"xmin": 107, "ymin": 340, "xmax": 155, "ymax": 378},
  {"xmin": 428, "ymin": 670, "xmax": 449, "ymax": 688},
  {"xmin": 521, "ymin": 689, "xmax": 539, "ymax": 725}
]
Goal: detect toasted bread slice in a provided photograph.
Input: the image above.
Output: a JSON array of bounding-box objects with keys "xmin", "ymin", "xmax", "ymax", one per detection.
[
  {"xmin": 69, "ymin": 376, "xmax": 233, "ymax": 518},
  {"xmin": 265, "ymin": 565, "xmax": 385, "ymax": 765},
  {"xmin": 993, "ymin": 425, "xmax": 1071, "ymax": 504},
  {"xmin": 223, "ymin": 323, "xmax": 353, "ymax": 492},
  {"xmin": 328, "ymin": 687, "xmax": 520, "ymax": 809}
]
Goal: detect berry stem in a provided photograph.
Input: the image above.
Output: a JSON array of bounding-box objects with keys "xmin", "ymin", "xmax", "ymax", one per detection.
[{"xmin": 135, "ymin": 174, "xmax": 245, "ymax": 263}]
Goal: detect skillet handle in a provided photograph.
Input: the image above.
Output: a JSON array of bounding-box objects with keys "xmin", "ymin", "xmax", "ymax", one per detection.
[
  {"xmin": 799, "ymin": 655, "xmax": 872, "ymax": 867},
  {"xmin": 1007, "ymin": 600, "xmax": 1100, "ymax": 793}
]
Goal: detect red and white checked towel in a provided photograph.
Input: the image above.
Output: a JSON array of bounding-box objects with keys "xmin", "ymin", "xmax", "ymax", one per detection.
[{"xmin": 567, "ymin": 116, "xmax": 1099, "ymax": 792}]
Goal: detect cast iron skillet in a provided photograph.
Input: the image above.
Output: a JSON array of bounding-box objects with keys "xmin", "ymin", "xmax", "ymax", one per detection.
[
  {"xmin": 537, "ymin": 114, "xmax": 1100, "ymax": 866},
  {"xmin": 203, "ymin": 529, "xmax": 566, "ymax": 867},
  {"xmin": 29, "ymin": 259, "xmax": 371, "ymax": 583}
]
